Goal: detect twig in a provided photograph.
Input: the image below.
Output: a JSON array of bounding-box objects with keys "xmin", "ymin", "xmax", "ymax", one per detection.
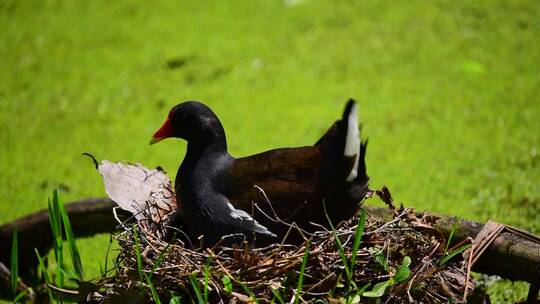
[{"xmin": 462, "ymin": 238, "xmax": 474, "ymax": 302}]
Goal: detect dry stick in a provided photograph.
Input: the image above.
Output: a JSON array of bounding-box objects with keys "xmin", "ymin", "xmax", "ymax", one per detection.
[
  {"xmin": 229, "ymin": 291, "xmax": 252, "ymax": 303},
  {"xmin": 162, "ymin": 225, "xmax": 192, "ymax": 247},
  {"xmin": 254, "ymin": 185, "xmax": 307, "ymax": 223},
  {"xmin": 462, "ymin": 238, "xmax": 475, "ymax": 302},
  {"xmin": 366, "ymin": 210, "xmax": 408, "ymax": 235},
  {"xmin": 446, "ymin": 236, "xmax": 473, "ymax": 253},
  {"xmin": 406, "ymin": 242, "xmax": 441, "ymax": 302},
  {"xmin": 308, "ymin": 221, "xmax": 330, "ymax": 232},
  {"xmin": 0, "ymin": 262, "xmax": 35, "ymax": 301},
  {"xmin": 253, "ymin": 199, "xmax": 311, "ymax": 240},
  {"xmin": 253, "ymin": 185, "xmax": 279, "ymax": 217},
  {"xmin": 295, "ymin": 293, "xmax": 309, "ymax": 304},
  {"xmin": 304, "ymin": 271, "xmax": 337, "ymax": 293},
  {"xmin": 215, "ymin": 259, "xmax": 255, "ymax": 289},
  {"xmin": 118, "ymin": 198, "xmax": 170, "ymax": 233},
  {"xmin": 251, "ymin": 194, "xmax": 313, "ymax": 271},
  {"xmin": 113, "ymin": 207, "xmax": 129, "ymax": 231},
  {"xmin": 253, "ymin": 185, "xmax": 310, "ymax": 234},
  {"xmin": 270, "ymin": 224, "xmax": 298, "ymax": 269},
  {"xmin": 46, "ymin": 283, "xmax": 79, "ymax": 296},
  {"xmin": 211, "ymin": 233, "xmax": 247, "ymax": 250},
  {"xmin": 162, "ymin": 245, "xmax": 203, "ymax": 269}
]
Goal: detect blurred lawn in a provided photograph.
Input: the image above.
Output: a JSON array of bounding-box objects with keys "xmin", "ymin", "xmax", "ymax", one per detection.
[{"xmin": 1, "ymin": 0, "xmax": 539, "ymax": 302}]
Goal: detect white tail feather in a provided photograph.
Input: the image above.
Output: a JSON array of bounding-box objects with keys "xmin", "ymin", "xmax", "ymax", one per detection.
[{"xmin": 344, "ymin": 103, "xmax": 360, "ymax": 182}]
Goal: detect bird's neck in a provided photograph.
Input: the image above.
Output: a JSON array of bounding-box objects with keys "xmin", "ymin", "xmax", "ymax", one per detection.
[
  {"xmin": 176, "ymin": 135, "xmax": 231, "ymax": 219},
  {"xmin": 185, "ymin": 133, "xmax": 228, "ymax": 164},
  {"xmin": 177, "ymin": 133, "xmax": 230, "ymax": 188},
  {"xmin": 185, "ymin": 121, "xmax": 228, "ymax": 159}
]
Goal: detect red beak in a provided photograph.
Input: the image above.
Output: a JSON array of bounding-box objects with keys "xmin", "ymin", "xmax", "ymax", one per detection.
[{"xmin": 150, "ymin": 117, "xmax": 173, "ymax": 145}]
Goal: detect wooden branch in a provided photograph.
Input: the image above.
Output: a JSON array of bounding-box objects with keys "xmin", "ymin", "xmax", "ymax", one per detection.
[
  {"xmin": 0, "ymin": 198, "xmax": 129, "ymax": 280},
  {"xmin": 432, "ymin": 214, "xmax": 540, "ymax": 282},
  {"xmin": 0, "ymin": 198, "xmax": 538, "ymax": 287},
  {"xmin": 367, "ymin": 207, "xmax": 540, "ymax": 282}
]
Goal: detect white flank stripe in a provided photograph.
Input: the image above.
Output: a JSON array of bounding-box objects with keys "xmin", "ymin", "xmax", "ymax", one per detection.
[{"xmin": 227, "ymin": 203, "xmax": 276, "ymax": 236}]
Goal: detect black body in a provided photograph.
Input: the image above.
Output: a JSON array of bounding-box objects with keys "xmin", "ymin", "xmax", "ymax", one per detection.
[{"xmin": 158, "ymin": 100, "xmax": 369, "ymax": 247}]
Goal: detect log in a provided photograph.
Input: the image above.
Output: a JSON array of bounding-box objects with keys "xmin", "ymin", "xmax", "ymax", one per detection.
[
  {"xmin": 433, "ymin": 214, "xmax": 540, "ymax": 282},
  {"xmin": 0, "ymin": 198, "xmax": 129, "ymax": 282},
  {"xmin": 0, "ymin": 198, "xmax": 538, "ymax": 289},
  {"xmin": 367, "ymin": 206, "xmax": 540, "ymax": 282}
]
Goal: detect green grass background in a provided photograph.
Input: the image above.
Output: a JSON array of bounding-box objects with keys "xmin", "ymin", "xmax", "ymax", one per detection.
[{"xmin": 1, "ymin": 0, "xmax": 539, "ymax": 302}]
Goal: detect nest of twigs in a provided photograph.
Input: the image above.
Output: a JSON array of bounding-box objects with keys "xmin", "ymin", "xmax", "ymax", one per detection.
[{"xmin": 87, "ymin": 195, "xmax": 474, "ymax": 303}]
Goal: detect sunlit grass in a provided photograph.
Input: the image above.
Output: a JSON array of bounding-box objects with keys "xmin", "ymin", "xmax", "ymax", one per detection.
[{"xmin": 1, "ymin": 0, "xmax": 539, "ymax": 301}]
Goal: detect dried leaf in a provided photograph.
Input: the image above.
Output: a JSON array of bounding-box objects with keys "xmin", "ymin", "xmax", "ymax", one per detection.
[{"xmin": 97, "ymin": 160, "xmax": 176, "ymax": 236}]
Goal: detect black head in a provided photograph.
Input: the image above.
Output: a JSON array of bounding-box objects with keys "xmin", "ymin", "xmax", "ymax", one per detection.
[{"xmin": 150, "ymin": 101, "xmax": 225, "ymax": 145}]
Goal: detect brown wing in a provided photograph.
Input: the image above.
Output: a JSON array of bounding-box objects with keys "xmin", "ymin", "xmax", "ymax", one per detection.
[
  {"xmin": 221, "ymin": 111, "xmax": 367, "ymax": 241},
  {"xmin": 224, "ymin": 146, "xmax": 321, "ymax": 218},
  {"xmin": 223, "ymin": 146, "xmax": 326, "ymax": 242},
  {"xmin": 224, "ymin": 120, "xmax": 346, "ymax": 216}
]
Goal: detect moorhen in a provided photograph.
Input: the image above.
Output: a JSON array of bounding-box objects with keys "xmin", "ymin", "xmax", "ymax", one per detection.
[{"xmin": 150, "ymin": 99, "xmax": 369, "ymax": 246}]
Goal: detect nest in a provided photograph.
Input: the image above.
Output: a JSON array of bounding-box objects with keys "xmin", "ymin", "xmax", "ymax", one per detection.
[{"xmin": 87, "ymin": 194, "xmax": 474, "ymax": 303}]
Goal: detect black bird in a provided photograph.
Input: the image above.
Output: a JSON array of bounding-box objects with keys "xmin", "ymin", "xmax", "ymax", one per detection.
[{"xmin": 150, "ymin": 99, "xmax": 369, "ymax": 246}]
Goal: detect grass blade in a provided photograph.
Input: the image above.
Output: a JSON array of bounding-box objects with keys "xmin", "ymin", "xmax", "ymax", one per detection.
[
  {"xmin": 58, "ymin": 191, "xmax": 84, "ymax": 281},
  {"xmin": 48, "ymin": 193, "xmax": 64, "ymax": 287},
  {"xmin": 271, "ymin": 288, "xmax": 285, "ymax": 304},
  {"xmin": 323, "ymin": 202, "xmax": 351, "ymax": 280},
  {"xmin": 101, "ymin": 235, "xmax": 115, "ymax": 279},
  {"xmin": 169, "ymin": 295, "xmax": 181, "ymax": 304},
  {"xmin": 440, "ymin": 243, "xmax": 472, "ymax": 265},
  {"xmin": 141, "ymin": 242, "xmax": 172, "ymax": 304},
  {"xmin": 350, "ymin": 209, "xmax": 366, "ymax": 277},
  {"xmin": 445, "ymin": 219, "xmax": 460, "ymax": 252},
  {"xmin": 188, "ymin": 274, "xmax": 204, "ymax": 304},
  {"xmin": 294, "ymin": 242, "xmax": 310, "ymax": 304},
  {"xmin": 150, "ymin": 243, "xmax": 171, "ymax": 275},
  {"xmin": 145, "ymin": 273, "xmax": 162, "ymax": 304},
  {"xmin": 47, "ymin": 197, "xmax": 61, "ymax": 241},
  {"xmin": 238, "ymin": 281, "xmax": 256, "ymax": 300},
  {"xmin": 132, "ymin": 225, "xmax": 144, "ymax": 285},
  {"xmin": 13, "ymin": 289, "xmax": 28, "ymax": 303},
  {"xmin": 10, "ymin": 229, "xmax": 18, "ymax": 294},
  {"xmin": 35, "ymin": 249, "xmax": 54, "ymax": 302}
]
